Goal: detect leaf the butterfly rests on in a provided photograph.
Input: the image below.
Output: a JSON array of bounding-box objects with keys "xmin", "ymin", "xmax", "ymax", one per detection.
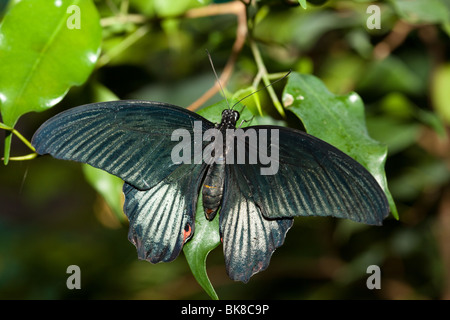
[{"xmin": 32, "ymin": 98, "xmax": 390, "ymax": 285}]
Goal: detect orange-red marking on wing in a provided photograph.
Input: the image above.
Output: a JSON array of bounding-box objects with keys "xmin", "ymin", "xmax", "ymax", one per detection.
[{"xmin": 183, "ymin": 224, "xmax": 192, "ymax": 243}]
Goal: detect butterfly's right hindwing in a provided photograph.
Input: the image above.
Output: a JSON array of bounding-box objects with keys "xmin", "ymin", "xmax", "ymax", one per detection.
[{"xmin": 123, "ymin": 162, "xmax": 208, "ymax": 263}]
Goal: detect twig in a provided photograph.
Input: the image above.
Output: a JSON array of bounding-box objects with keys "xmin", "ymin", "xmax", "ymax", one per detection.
[
  {"xmin": 97, "ymin": 24, "xmax": 150, "ymax": 68},
  {"xmin": 186, "ymin": 1, "xmax": 248, "ymax": 111},
  {"xmin": 100, "ymin": 14, "xmax": 147, "ymax": 27},
  {"xmin": 249, "ymin": 39, "xmax": 285, "ymax": 117},
  {"xmin": 0, "ymin": 122, "xmax": 38, "ymax": 162},
  {"xmin": 373, "ymin": 21, "xmax": 414, "ymax": 60}
]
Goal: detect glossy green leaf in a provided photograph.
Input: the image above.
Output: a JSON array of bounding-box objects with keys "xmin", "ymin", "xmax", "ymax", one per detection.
[
  {"xmin": 283, "ymin": 72, "xmax": 398, "ymax": 220},
  {"xmin": 0, "ymin": 0, "xmax": 102, "ymax": 163},
  {"xmin": 298, "ymin": 0, "xmax": 307, "ymax": 9},
  {"xmin": 182, "ymin": 101, "xmax": 225, "ymax": 300},
  {"xmin": 182, "ymin": 100, "xmax": 258, "ymax": 299},
  {"xmin": 182, "ymin": 193, "xmax": 220, "ymax": 300}
]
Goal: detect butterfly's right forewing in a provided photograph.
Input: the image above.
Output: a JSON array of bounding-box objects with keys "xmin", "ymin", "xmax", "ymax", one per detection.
[
  {"xmin": 32, "ymin": 100, "xmax": 214, "ymax": 190},
  {"xmin": 32, "ymin": 100, "xmax": 215, "ymax": 264}
]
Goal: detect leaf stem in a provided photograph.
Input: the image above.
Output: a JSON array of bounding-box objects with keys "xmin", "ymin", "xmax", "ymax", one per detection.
[
  {"xmin": 97, "ymin": 24, "xmax": 150, "ymax": 68},
  {"xmin": 100, "ymin": 14, "xmax": 146, "ymax": 27},
  {"xmin": 2, "ymin": 153, "xmax": 38, "ymax": 161},
  {"xmin": 0, "ymin": 122, "xmax": 37, "ymax": 157},
  {"xmin": 249, "ymin": 39, "xmax": 286, "ymax": 117},
  {"xmin": 267, "ymin": 72, "xmax": 291, "ymax": 80}
]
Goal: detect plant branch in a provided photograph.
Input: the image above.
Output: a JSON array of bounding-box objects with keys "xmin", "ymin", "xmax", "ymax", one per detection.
[
  {"xmin": 186, "ymin": 1, "xmax": 248, "ymax": 111},
  {"xmin": 97, "ymin": 24, "xmax": 150, "ymax": 68},
  {"xmin": 373, "ymin": 21, "xmax": 414, "ymax": 60},
  {"xmin": 249, "ymin": 39, "xmax": 285, "ymax": 117},
  {"xmin": 100, "ymin": 14, "xmax": 147, "ymax": 27}
]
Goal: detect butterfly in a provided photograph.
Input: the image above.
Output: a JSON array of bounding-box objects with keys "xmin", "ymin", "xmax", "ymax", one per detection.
[{"xmin": 31, "ymin": 99, "xmax": 389, "ymax": 283}]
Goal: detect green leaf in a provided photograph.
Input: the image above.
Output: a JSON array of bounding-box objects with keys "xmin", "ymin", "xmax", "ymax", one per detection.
[
  {"xmin": 390, "ymin": 0, "xmax": 450, "ymax": 24},
  {"xmin": 91, "ymin": 81, "xmax": 120, "ymax": 103},
  {"xmin": 432, "ymin": 63, "xmax": 450, "ymax": 125},
  {"xmin": 0, "ymin": 0, "xmax": 102, "ymax": 163},
  {"xmin": 182, "ymin": 193, "xmax": 220, "ymax": 300},
  {"xmin": 182, "ymin": 99, "xmax": 257, "ymax": 299},
  {"xmin": 366, "ymin": 116, "xmax": 420, "ymax": 156},
  {"xmin": 153, "ymin": 0, "xmax": 209, "ymax": 17},
  {"xmin": 282, "ymin": 72, "xmax": 398, "ymax": 220},
  {"xmin": 298, "ymin": 0, "xmax": 307, "ymax": 9},
  {"xmin": 380, "ymin": 92, "xmax": 446, "ymax": 137},
  {"xmin": 196, "ymin": 99, "xmax": 257, "ymax": 125},
  {"xmin": 231, "ymin": 87, "xmax": 262, "ymax": 116},
  {"xmin": 357, "ymin": 56, "xmax": 424, "ymax": 96},
  {"xmin": 82, "ymin": 164, "xmax": 126, "ymax": 223},
  {"xmin": 182, "ymin": 101, "xmax": 224, "ymax": 300}
]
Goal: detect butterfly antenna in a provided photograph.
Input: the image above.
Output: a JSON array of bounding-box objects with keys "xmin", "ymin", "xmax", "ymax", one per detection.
[
  {"xmin": 206, "ymin": 49, "xmax": 231, "ymax": 109},
  {"xmin": 232, "ymin": 69, "xmax": 292, "ymax": 112}
]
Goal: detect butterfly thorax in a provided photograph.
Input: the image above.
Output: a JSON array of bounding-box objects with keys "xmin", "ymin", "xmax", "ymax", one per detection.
[{"xmin": 202, "ymin": 109, "xmax": 240, "ymax": 220}]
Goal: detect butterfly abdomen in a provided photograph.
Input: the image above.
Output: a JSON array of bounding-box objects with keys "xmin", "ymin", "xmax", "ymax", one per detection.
[{"xmin": 202, "ymin": 163, "xmax": 225, "ymax": 221}]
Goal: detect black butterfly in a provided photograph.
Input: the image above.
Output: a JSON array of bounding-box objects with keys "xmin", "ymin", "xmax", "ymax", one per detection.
[{"xmin": 31, "ymin": 100, "xmax": 389, "ymax": 283}]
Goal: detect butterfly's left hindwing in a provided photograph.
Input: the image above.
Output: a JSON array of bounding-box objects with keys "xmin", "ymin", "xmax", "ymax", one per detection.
[
  {"xmin": 228, "ymin": 126, "xmax": 389, "ymax": 225},
  {"xmin": 220, "ymin": 165, "xmax": 294, "ymax": 283}
]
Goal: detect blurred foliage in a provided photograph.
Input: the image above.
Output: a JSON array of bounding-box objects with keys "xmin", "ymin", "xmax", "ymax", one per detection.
[{"xmin": 1, "ymin": 0, "xmax": 450, "ymax": 299}]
